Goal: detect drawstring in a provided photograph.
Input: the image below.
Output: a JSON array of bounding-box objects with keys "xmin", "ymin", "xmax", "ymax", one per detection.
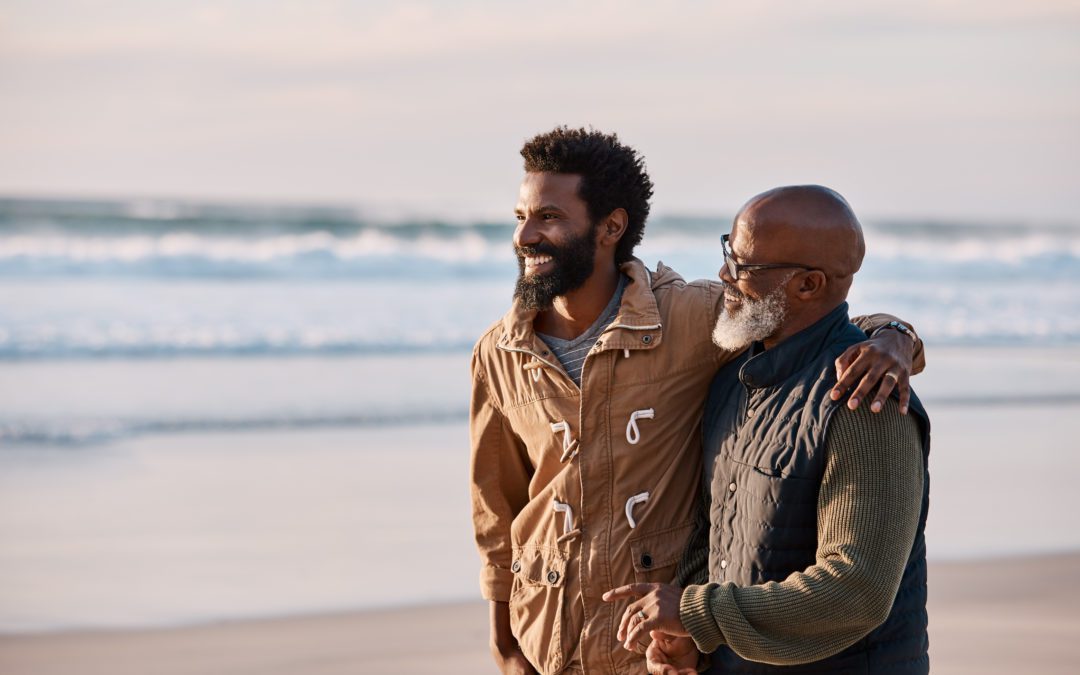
[
  {"xmin": 626, "ymin": 408, "xmax": 655, "ymax": 445},
  {"xmin": 625, "ymin": 492, "xmax": 649, "ymax": 529},
  {"xmin": 560, "ymin": 439, "xmax": 579, "ymax": 462},
  {"xmin": 551, "ymin": 421, "xmax": 578, "ymax": 461},
  {"xmin": 623, "ymin": 348, "xmax": 630, "ymax": 358},
  {"xmin": 523, "ymin": 359, "xmax": 543, "ymax": 382},
  {"xmin": 550, "ymin": 421, "xmax": 571, "ymax": 450},
  {"xmin": 553, "ymin": 499, "xmax": 575, "ymax": 535}
]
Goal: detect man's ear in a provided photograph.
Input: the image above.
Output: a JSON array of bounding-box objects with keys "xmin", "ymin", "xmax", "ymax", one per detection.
[
  {"xmin": 794, "ymin": 270, "xmax": 828, "ymax": 300},
  {"xmin": 598, "ymin": 208, "xmax": 629, "ymax": 248}
]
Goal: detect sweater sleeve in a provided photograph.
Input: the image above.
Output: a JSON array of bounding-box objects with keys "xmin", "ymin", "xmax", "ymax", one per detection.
[{"xmin": 678, "ymin": 399, "xmax": 925, "ymax": 664}]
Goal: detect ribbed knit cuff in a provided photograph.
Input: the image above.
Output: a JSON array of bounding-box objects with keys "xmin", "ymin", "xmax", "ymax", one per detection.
[
  {"xmin": 680, "ymin": 584, "xmax": 726, "ymax": 653},
  {"xmin": 480, "ymin": 565, "xmax": 514, "ymax": 602}
]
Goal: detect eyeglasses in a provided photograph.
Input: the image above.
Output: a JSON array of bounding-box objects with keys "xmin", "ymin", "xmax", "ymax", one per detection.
[{"xmin": 720, "ymin": 234, "xmax": 819, "ymax": 280}]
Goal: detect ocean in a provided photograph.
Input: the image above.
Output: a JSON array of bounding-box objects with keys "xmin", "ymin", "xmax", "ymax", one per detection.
[{"xmin": 1, "ymin": 197, "xmax": 1078, "ymax": 633}]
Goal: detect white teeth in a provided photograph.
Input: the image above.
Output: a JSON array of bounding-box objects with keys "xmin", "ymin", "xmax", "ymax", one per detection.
[{"xmin": 525, "ymin": 256, "xmax": 552, "ymax": 267}]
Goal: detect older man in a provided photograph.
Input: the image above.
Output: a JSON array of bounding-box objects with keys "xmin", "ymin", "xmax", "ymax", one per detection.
[{"xmin": 605, "ymin": 185, "xmax": 931, "ymax": 674}]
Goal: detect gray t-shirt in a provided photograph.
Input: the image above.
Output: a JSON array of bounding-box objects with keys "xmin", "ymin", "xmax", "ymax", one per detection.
[{"xmin": 537, "ymin": 274, "xmax": 628, "ymax": 387}]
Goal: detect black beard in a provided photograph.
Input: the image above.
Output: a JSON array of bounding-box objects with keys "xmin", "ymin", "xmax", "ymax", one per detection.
[{"xmin": 513, "ymin": 227, "xmax": 598, "ymax": 311}]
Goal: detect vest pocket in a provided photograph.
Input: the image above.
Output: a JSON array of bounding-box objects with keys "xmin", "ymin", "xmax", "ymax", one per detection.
[
  {"xmin": 508, "ymin": 546, "xmax": 570, "ymax": 674},
  {"xmin": 629, "ymin": 520, "xmax": 695, "ymax": 583}
]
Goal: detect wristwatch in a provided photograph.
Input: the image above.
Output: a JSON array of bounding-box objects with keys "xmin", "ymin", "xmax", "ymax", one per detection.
[{"xmin": 870, "ymin": 320, "xmax": 918, "ymax": 344}]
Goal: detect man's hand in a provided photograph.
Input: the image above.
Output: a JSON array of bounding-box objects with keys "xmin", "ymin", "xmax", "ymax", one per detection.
[
  {"xmin": 603, "ymin": 583, "xmax": 689, "ymax": 652},
  {"xmin": 646, "ymin": 631, "xmax": 699, "ymax": 675},
  {"xmin": 831, "ymin": 328, "xmax": 914, "ymax": 414}
]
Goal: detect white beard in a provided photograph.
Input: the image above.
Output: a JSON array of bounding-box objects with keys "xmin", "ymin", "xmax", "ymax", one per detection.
[{"xmin": 711, "ymin": 281, "xmax": 789, "ymax": 351}]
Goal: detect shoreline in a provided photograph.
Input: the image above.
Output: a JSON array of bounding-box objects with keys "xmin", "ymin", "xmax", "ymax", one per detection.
[{"xmin": 3, "ymin": 552, "xmax": 1079, "ymax": 675}]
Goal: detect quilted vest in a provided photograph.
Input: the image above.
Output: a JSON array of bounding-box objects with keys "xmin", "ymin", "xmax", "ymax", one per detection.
[{"xmin": 701, "ymin": 302, "xmax": 930, "ymax": 674}]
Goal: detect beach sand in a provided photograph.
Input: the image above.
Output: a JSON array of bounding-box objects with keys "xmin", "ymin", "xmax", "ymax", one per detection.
[
  {"xmin": 2, "ymin": 553, "xmax": 1078, "ymax": 674},
  {"xmin": 3, "ymin": 346, "xmax": 1079, "ymax": 672}
]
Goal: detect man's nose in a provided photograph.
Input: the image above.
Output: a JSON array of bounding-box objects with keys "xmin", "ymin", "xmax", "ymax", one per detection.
[{"xmin": 513, "ymin": 217, "xmax": 541, "ymax": 249}]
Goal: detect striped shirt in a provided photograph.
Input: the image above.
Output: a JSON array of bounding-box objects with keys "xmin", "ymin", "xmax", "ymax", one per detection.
[{"xmin": 537, "ymin": 274, "xmax": 629, "ymax": 387}]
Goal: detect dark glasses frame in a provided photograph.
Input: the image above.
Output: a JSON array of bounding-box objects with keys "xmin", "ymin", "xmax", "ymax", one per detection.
[{"xmin": 720, "ymin": 234, "xmax": 819, "ymax": 280}]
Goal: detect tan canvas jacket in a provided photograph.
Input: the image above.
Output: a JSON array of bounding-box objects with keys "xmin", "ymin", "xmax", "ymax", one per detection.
[{"xmin": 469, "ymin": 258, "xmax": 921, "ymax": 674}]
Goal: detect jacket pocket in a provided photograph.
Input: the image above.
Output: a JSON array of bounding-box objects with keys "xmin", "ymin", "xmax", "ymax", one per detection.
[
  {"xmin": 508, "ymin": 546, "xmax": 570, "ymax": 674},
  {"xmin": 740, "ymin": 465, "xmax": 818, "ymax": 529},
  {"xmin": 734, "ymin": 466, "xmax": 820, "ymax": 583},
  {"xmin": 629, "ymin": 520, "xmax": 695, "ymax": 584}
]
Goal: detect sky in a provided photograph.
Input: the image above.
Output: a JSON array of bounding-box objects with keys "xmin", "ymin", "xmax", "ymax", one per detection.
[{"xmin": 0, "ymin": 0, "xmax": 1078, "ymax": 222}]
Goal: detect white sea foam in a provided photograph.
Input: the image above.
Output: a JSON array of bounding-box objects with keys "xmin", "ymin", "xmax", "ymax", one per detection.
[
  {"xmin": 1, "ymin": 198, "xmax": 1078, "ymax": 357},
  {"xmin": 3, "ymin": 228, "xmax": 1078, "ymax": 266},
  {"xmin": 0, "ymin": 229, "xmax": 501, "ymax": 266}
]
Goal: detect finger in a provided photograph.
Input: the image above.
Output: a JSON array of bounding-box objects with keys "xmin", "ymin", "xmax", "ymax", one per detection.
[
  {"xmin": 626, "ymin": 617, "xmax": 661, "ymax": 650},
  {"xmin": 618, "ymin": 601, "xmax": 643, "ymax": 642},
  {"xmin": 603, "ymin": 583, "xmax": 654, "ymax": 602},
  {"xmin": 645, "ymin": 642, "xmax": 669, "ymax": 670},
  {"xmin": 869, "ymin": 371, "xmax": 899, "ymax": 413},
  {"xmin": 645, "ymin": 639, "xmax": 670, "ymax": 662},
  {"xmin": 647, "ymin": 646, "xmax": 685, "ymax": 675},
  {"xmin": 647, "ymin": 657, "xmax": 678, "ymax": 675},
  {"xmin": 650, "ymin": 629, "xmax": 675, "ymax": 642},
  {"xmin": 846, "ymin": 360, "xmax": 890, "ymax": 411},
  {"xmin": 833, "ymin": 348, "xmax": 873, "ymax": 402},
  {"xmin": 898, "ymin": 373, "xmax": 911, "ymax": 415},
  {"xmin": 831, "ymin": 347, "xmax": 861, "ymax": 399}
]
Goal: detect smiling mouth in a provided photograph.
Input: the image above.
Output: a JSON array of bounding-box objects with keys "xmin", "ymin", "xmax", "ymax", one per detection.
[
  {"xmin": 723, "ymin": 292, "xmax": 744, "ymax": 309},
  {"xmin": 523, "ymin": 255, "xmax": 553, "ymax": 272}
]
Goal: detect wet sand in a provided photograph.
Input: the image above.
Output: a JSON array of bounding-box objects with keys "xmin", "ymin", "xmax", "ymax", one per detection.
[{"xmin": 3, "ymin": 553, "xmax": 1078, "ymax": 675}]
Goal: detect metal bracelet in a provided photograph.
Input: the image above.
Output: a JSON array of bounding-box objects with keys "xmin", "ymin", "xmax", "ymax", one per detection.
[{"xmin": 872, "ymin": 320, "xmax": 918, "ymax": 343}]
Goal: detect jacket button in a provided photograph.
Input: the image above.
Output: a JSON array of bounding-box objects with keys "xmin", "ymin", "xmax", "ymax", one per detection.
[
  {"xmin": 641, "ymin": 335, "xmax": 652, "ymax": 344},
  {"xmin": 511, "ymin": 560, "xmax": 521, "ymax": 573},
  {"xmin": 546, "ymin": 570, "xmax": 560, "ymax": 584},
  {"xmin": 720, "ymin": 559, "xmax": 728, "ymax": 569},
  {"xmin": 640, "ymin": 553, "xmax": 653, "ymax": 569},
  {"xmin": 728, "ymin": 482, "xmax": 737, "ymax": 493}
]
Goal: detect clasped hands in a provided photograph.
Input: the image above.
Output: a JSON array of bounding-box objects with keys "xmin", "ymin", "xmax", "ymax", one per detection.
[{"xmin": 603, "ymin": 583, "xmax": 700, "ymax": 675}]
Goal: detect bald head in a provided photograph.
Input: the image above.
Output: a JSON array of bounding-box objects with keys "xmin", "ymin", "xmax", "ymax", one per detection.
[
  {"xmin": 715, "ymin": 185, "xmax": 866, "ymax": 350},
  {"xmin": 733, "ymin": 185, "xmax": 865, "ymax": 286}
]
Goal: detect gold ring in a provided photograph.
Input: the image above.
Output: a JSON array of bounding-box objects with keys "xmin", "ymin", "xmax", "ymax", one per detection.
[{"xmin": 884, "ymin": 371, "xmax": 899, "ymax": 381}]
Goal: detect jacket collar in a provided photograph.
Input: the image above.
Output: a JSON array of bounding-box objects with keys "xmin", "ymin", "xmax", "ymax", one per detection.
[
  {"xmin": 739, "ymin": 302, "xmax": 852, "ymax": 390},
  {"xmin": 498, "ymin": 258, "xmax": 663, "ymax": 355}
]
